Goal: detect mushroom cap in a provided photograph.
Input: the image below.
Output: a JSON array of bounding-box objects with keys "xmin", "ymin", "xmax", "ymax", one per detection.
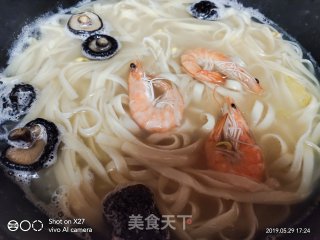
[
  {"xmin": 0, "ymin": 118, "xmax": 60, "ymax": 171},
  {"xmin": 82, "ymin": 34, "xmax": 119, "ymax": 60},
  {"xmin": 189, "ymin": 1, "xmax": 218, "ymax": 20},
  {"xmin": 7, "ymin": 124, "xmax": 43, "ymax": 149},
  {"xmin": 67, "ymin": 11, "xmax": 103, "ymax": 38},
  {"xmin": 5, "ymin": 139, "xmax": 46, "ymax": 165},
  {"xmin": 9, "ymin": 83, "xmax": 36, "ymax": 113},
  {"xmin": 103, "ymin": 184, "xmax": 170, "ymax": 240},
  {"xmin": 8, "ymin": 127, "xmax": 33, "ymax": 143},
  {"xmin": 1, "ymin": 83, "xmax": 36, "ymax": 123}
]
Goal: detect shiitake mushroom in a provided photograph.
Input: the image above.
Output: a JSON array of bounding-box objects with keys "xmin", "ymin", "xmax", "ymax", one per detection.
[
  {"xmin": 102, "ymin": 184, "xmax": 170, "ymax": 240},
  {"xmin": 189, "ymin": 1, "xmax": 218, "ymax": 20},
  {"xmin": 67, "ymin": 11, "xmax": 103, "ymax": 38},
  {"xmin": 82, "ymin": 34, "xmax": 119, "ymax": 60},
  {"xmin": 1, "ymin": 83, "xmax": 36, "ymax": 120},
  {"xmin": 0, "ymin": 118, "xmax": 60, "ymax": 172},
  {"xmin": 9, "ymin": 83, "xmax": 36, "ymax": 114}
]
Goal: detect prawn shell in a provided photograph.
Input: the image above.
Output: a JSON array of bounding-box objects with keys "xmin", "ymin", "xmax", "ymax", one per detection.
[{"xmin": 128, "ymin": 61, "xmax": 184, "ymax": 133}]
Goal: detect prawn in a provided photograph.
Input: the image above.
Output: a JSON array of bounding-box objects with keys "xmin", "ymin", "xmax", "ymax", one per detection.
[
  {"xmin": 205, "ymin": 97, "xmax": 265, "ymax": 182},
  {"xmin": 181, "ymin": 48, "xmax": 263, "ymax": 94},
  {"xmin": 128, "ymin": 61, "xmax": 184, "ymax": 133}
]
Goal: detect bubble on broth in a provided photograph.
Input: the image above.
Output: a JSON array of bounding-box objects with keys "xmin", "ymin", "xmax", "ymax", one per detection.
[
  {"xmin": 0, "ymin": 120, "xmax": 60, "ymax": 186},
  {"xmin": 7, "ymin": 0, "xmax": 115, "ymax": 65},
  {"xmin": 187, "ymin": 0, "xmax": 268, "ymax": 22},
  {"xmin": 35, "ymin": 186, "xmax": 93, "ymax": 240},
  {"xmin": 7, "ymin": 169, "xmax": 35, "ymax": 186},
  {"xmin": 0, "ymin": 82, "xmax": 37, "ymax": 139}
]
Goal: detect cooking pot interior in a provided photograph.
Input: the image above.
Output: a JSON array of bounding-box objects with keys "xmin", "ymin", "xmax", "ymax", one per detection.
[{"xmin": 0, "ymin": 1, "xmax": 320, "ymax": 240}]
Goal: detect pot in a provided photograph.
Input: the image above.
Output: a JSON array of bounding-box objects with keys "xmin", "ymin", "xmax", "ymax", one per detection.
[{"xmin": 0, "ymin": 1, "xmax": 319, "ymax": 240}]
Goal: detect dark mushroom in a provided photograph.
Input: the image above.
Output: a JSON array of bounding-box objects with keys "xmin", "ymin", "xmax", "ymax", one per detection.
[
  {"xmin": 82, "ymin": 34, "xmax": 119, "ymax": 60},
  {"xmin": 1, "ymin": 83, "xmax": 36, "ymax": 121},
  {"xmin": 0, "ymin": 118, "xmax": 60, "ymax": 171},
  {"xmin": 9, "ymin": 83, "xmax": 36, "ymax": 114},
  {"xmin": 103, "ymin": 184, "xmax": 170, "ymax": 240},
  {"xmin": 189, "ymin": 1, "xmax": 218, "ymax": 20},
  {"xmin": 67, "ymin": 11, "xmax": 103, "ymax": 37},
  {"xmin": 8, "ymin": 126, "xmax": 33, "ymax": 145}
]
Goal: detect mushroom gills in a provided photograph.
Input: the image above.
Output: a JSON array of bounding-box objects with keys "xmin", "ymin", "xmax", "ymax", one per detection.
[
  {"xmin": 82, "ymin": 34, "xmax": 119, "ymax": 60},
  {"xmin": 0, "ymin": 118, "xmax": 60, "ymax": 172},
  {"xmin": 67, "ymin": 11, "xmax": 103, "ymax": 38}
]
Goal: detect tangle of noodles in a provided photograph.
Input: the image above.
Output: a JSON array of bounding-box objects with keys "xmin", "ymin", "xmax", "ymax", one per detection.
[{"xmin": 2, "ymin": 0, "xmax": 320, "ymax": 239}]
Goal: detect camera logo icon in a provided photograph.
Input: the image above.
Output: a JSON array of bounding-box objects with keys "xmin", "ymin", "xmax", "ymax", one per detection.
[
  {"xmin": 7, "ymin": 220, "xmax": 43, "ymax": 232},
  {"xmin": 7, "ymin": 220, "xmax": 19, "ymax": 232}
]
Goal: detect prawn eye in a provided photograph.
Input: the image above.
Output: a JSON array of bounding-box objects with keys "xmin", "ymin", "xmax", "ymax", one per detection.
[
  {"xmin": 231, "ymin": 103, "xmax": 237, "ymax": 109},
  {"xmin": 130, "ymin": 63, "xmax": 136, "ymax": 69},
  {"xmin": 255, "ymin": 78, "xmax": 260, "ymax": 84}
]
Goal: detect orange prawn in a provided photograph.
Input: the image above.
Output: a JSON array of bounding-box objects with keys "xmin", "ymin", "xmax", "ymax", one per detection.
[
  {"xmin": 128, "ymin": 61, "xmax": 184, "ymax": 133},
  {"xmin": 205, "ymin": 97, "xmax": 265, "ymax": 182},
  {"xmin": 181, "ymin": 48, "xmax": 263, "ymax": 94}
]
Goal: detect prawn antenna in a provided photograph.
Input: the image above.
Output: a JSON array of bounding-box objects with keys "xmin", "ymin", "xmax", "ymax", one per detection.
[{"xmin": 212, "ymin": 85, "xmax": 223, "ymax": 110}]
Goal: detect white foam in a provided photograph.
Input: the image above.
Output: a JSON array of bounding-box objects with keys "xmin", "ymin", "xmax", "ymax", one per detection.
[
  {"xmin": 187, "ymin": 0, "xmax": 285, "ymax": 30},
  {"xmin": 8, "ymin": 9, "xmax": 72, "ymax": 63},
  {"xmin": 6, "ymin": 169, "xmax": 35, "ymax": 186},
  {"xmin": 8, "ymin": 0, "xmax": 114, "ymax": 65},
  {"xmin": 0, "ymin": 82, "xmax": 36, "ymax": 125},
  {"xmin": 27, "ymin": 186, "xmax": 93, "ymax": 240},
  {"xmin": 0, "ymin": 120, "xmax": 60, "ymax": 187}
]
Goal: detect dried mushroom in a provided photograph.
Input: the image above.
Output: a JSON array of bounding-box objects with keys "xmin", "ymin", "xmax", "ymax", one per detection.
[
  {"xmin": 103, "ymin": 184, "xmax": 170, "ymax": 240},
  {"xmin": 0, "ymin": 118, "xmax": 60, "ymax": 171},
  {"xmin": 189, "ymin": 1, "xmax": 218, "ymax": 20},
  {"xmin": 67, "ymin": 11, "xmax": 103, "ymax": 38},
  {"xmin": 1, "ymin": 83, "xmax": 36, "ymax": 122},
  {"xmin": 82, "ymin": 34, "xmax": 119, "ymax": 60}
]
